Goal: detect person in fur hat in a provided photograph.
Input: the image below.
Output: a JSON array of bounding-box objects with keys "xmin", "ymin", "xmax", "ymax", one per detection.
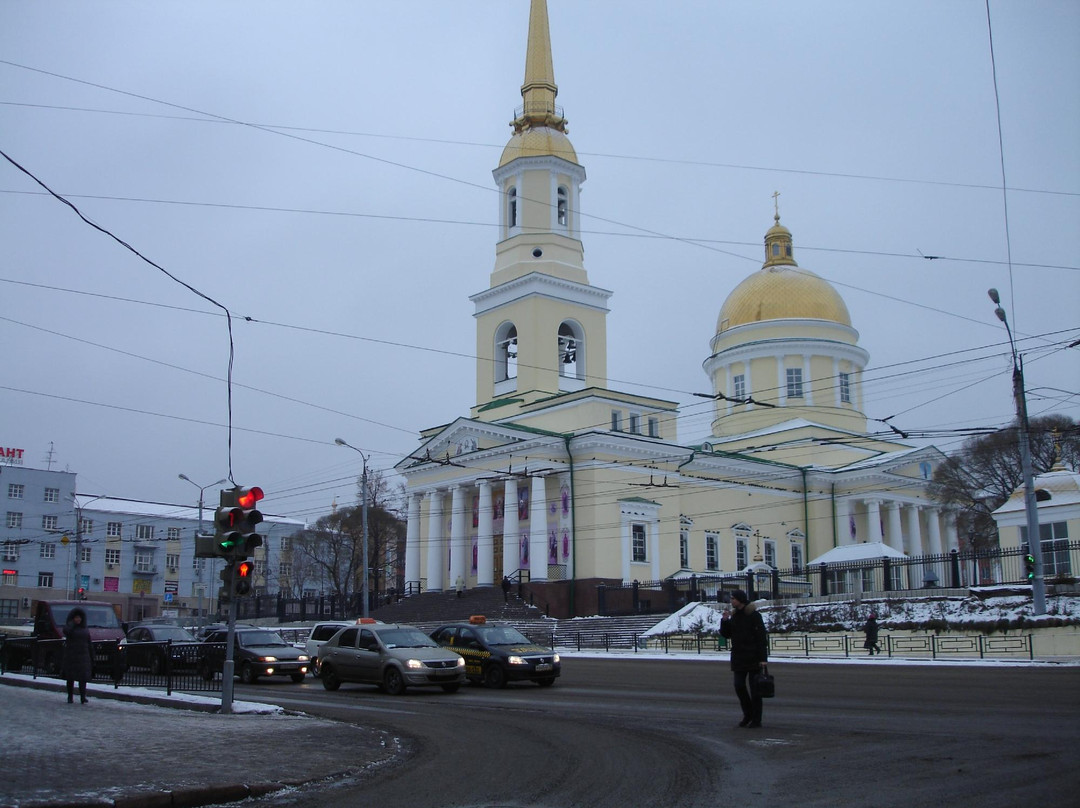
[
  {"xmin": 719, "ymin": 590, "xmax": 769, "ymax": 728},
  {"xmin": 62, "ymin": 607, "xmax": 94, "ymax": 704}
]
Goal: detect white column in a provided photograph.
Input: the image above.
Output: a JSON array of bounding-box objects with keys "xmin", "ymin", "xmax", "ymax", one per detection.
[
  {"xmin": 449, "ymin": 485, "xmax": 467, "ymax": 588},
  {"xmin": 405, "ymin": 493, "xmax": 421, "ymax": 592},
  {"xmin": 477, "ymin": 480, "xmax": 494, "ymax": 587},
  {"xmin": 926, "ymin": 508, "xmax": 944, "ymax": 555},
  {"xmin": 944, "ymin": 510, "xmax": 960, "ymax": 553},
  {"xmin": 425, "ymin": 490, "xmax": 445, "ymax": 592},
  {"xmin": 836, "ymin": 497, "xmax": 853, "ymax": 545},
  {"xmin": 886, "ymin": 501, "xmax": 904, "ymax": 553},
  {"xmin": 529, "ymin": 475, "xmax": 547, "ymax": 582},
  {"xmin": 866, "ymin": 499, "xmax": 884, "ymax": 543},
  {"xmin": 905, "ymin": 505, "xmax": 924, "ymax": 556},
  {"xmin": 503, "ymin": 478, "xmax": 519, "ymax": 578}
]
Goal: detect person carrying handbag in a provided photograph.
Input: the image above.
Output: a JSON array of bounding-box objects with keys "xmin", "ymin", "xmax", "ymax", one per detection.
[{"xmin": 719, "ymin": 590, "xmax": 769, "ymax": 729}]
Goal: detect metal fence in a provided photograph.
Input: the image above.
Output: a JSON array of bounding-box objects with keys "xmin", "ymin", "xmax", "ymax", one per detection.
[
  {"xmin": 0, "ymin": 635, "xmax": 221, "ymax": 694},
  {"xmin": 595, "ymin": 542, "xmax": 1080, "ymax": 616}
]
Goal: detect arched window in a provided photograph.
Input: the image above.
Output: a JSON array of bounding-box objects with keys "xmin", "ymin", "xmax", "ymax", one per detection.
[
  {"xmin": 507, "ymin": 187, "xmax": 518, "ymax": 230},
  {"xmin": 495, "ymin": 323, "xmax": 518, "ymax": 382},
  {"xmin": 558, "ymin": 321, "xmax": 584, "ymax": 379},
  {"xmin": 557, "ymin": 185, "xmax": 569, "ymax": 227}
]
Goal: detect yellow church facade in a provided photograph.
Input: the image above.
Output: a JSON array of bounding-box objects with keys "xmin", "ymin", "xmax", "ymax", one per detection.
[{"xmin": 396, "ymin": 0, "xmax": 956, "ymax": 617}]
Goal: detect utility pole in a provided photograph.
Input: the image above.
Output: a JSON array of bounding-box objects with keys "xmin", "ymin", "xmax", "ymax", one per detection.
[
  {"xmin": 988, "ymin": 289, "xmax": 1046, "ymax": 615},
  {"xmin": 335, "ymin": 438, "xmax": 370, "ymax": 618}
]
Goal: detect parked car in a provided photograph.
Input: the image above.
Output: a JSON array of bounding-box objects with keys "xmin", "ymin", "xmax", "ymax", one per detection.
[
  {"xmin": 305, "ymin": 621, "xmax": 359, "ymax": 677},
  {"xmin": 121, "ymin": 624, "xmax": 200, "ymax": 675},
  {"xmin": 198, "ymin": 628, "xmax": 310, "ymax": 684},
  {"xmin": 431, "ymin": 616, "xmax": 560, "ymax": 688},
  {"xmin": 318, "ymin": 622, "xmax": 465, "ymax": 695}
]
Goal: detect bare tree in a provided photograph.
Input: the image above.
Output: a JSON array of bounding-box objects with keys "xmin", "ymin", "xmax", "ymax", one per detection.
[{"xmin": 930, "ymin": 414, "xmax": 1078, "ymax": 551}]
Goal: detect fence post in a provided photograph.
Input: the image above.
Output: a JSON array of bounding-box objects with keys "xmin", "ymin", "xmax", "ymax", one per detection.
[
  {"xmin": 819, "ymin": 563, "xmax": 829, "ymax": 597},
  {"xmin": 949, "ymin": 550, "xmax": 961, "ymax": 588},
  {"xmin": 844, "ymin": 634, "xmax": 849, "ymax": 658},
  {"xmin": 882, "ymin": 557, "xmax": 892, "ymax": 592},
  {"xmin": 597, "ymin": 584, "xmax": 607, "ymax": 616},
  {"xmin": 771, "ymin": 568, "xmax": 780, "ymax": 599},
  {"xmin": 931, "ymin": 634, "xmax": 937, "ymax": 659}
]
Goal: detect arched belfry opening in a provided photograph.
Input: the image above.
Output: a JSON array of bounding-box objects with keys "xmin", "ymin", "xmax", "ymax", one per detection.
[
  {"xmin": 558, "ymin": 320, "xmax": 584, "ymax": 382},
  {"xmin": 496, "ymin": 322, "xmax": 518, "ymax": 384}
]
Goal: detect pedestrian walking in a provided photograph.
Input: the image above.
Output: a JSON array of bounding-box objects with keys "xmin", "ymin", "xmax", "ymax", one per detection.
[
  {"xmin": 501, "ymin": 575, "xmax": 511, "ymax": 603},
  {"xmin": 62, "ymin": 607, "xmax": 94, "ymax": 704},
  {"xmin": 455, "ymin": 575, "xmax": 465, "ymax": 598},
  {"xmin": 719, "ymin": 590, "xmax": 769, "ymax": 728},
  {"xmin": 864, "ymin": 613, "xmax": 881, "ymax": 656}
]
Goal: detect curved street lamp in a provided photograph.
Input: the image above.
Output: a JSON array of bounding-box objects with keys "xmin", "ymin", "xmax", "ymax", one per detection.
[
  {"xmin": 987, "ymin": 288, "xmax": 1045, "ymax": 614},
  {"xmin": 335, "ymin": 438, "xmax": 370, "ymax": 618}
]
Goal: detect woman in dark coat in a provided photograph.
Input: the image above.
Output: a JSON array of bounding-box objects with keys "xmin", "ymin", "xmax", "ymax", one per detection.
[
  {"xmin": 62, "ymin": 607, "xmax": 94, "ymax": 704},
  {"xmin": 719, "ymin": 590, "xmax": 769, "ymax": 728}
]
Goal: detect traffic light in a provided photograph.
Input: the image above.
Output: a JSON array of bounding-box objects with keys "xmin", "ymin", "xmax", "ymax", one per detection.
[
  {"xmin": 234, "ymin": 487, "xmax": 265, "ymax": 558},
  {"xmin": 1024, "ymin": 553, "xmax": 1036, "ymax": 580},
  {"xmin": 219, "ymin": 564, "xmax": 233, "ymax": 603},
  {"xmin": 76, "ymin": 587, "xmax": 86, "ymax": 600},
  {"xmin": 234, "ymin": 560, "xmax": 254, "ymax": 597},
  {"xmin": 213, "ymin": 486, "xmax": 264, "ymax": 560}
]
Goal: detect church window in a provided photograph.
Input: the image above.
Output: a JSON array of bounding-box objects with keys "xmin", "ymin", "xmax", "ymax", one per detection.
[
  {"xmin": 628, "ymin": 413, "xmax": 640, "ymax": 434},
  {"xmin": 679, "ymin": 528, "xmax": 689, "ymax": 568},
  {"xmin": 611, "ymin": 411, "xmax": 622, "ymax": 431},
  {"xmin": 558, "ymin": 321, "xmax": 583, "ymax": 379},
  {"xmin": 648, "ymin": 417, "xmax": 659, "ymax": 438},
  {"xmin": 496, "ymin": 324, "xmax": 518, "ymax": 381},
  {"xmin": 785, "ymin": 244, "xmax": 793, "ymax": 257},
  {"xmin": 786, "ymin": 368, "xmax": 803, "ymax": 399},
  {"xmin": 736, "ymin": 537, "xmax": 748, "ymax": 570},
  {"xmin": 705, "ymin": 534, "xmax": 718, "ymax": 571},
  {"xmin": 557, "ymin": 185, "xmax": 568, "ymax": 227},
  {"xmin": 790, "ymin": 542, "xmax": 803, "ymax": 572},
  {"xmin": 763, "ymin": 540, "xmax": 776, "ymax": 568},
  {"xmin": 772, "ymin": 243, "xmax": 780, "ymax": 256},
  {"xmin": 732, "ymin": 374, "xmax": 745, "ymax": 401},
  {"xmin": 508, "ymin": 187, "xmax": 518, "ymax": 229},
  {"xmin": 839, "ymin": 371, "xmax": 851, "ymax": 403},
  {"xmin": 631, "ymin": 523, "xmax": 647, "ymax": 562}
]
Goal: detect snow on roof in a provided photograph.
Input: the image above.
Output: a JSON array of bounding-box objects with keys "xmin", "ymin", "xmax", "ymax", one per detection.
[
  {"xmin": 807, "ymin": 541, "xmax": 907, "ymax": 565},
  {"xmin": 994, "ymin": 467, "xmax": 1080, "ymax": 514}
]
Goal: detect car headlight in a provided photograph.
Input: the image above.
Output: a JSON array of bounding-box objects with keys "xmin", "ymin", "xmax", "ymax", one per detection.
[
  {"xmin": 406, "ymin": 658, "xmax": 424, "ymax": 670},
  {"xmin": 297, "ymin": 655, "xmax": 310, "ymax": 662},
  {"xmin": 455, "ymin": 656, "xmax": 466, "ymax": 668},
  {"xmin": 507, "ymin": 655, "xmax": 526, "ymax": 666},
  {"xmin": 258, "ymin": 656, "xmax": 278, "ymax": 663},
  {"xmin": 553, "ymin": 653, "xmax": 561, "ymax": 664}
]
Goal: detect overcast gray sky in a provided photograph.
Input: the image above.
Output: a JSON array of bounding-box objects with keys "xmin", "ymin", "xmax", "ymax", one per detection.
[{"xmin": 2, "ymin": 1, "xmax": 1077, "ymax": 526}]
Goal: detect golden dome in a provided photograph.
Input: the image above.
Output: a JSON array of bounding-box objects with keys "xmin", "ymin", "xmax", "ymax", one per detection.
[
  {"xmin": 499, "ymin": 126, "xmax": 579, "ymax": 167},
  {"xmin": 717, "ymin": 214, "xmax": 850, "ymax": 331},
  {"xmin": 717, "ymin": 266, "xmax": 851, "ymax": 331}
]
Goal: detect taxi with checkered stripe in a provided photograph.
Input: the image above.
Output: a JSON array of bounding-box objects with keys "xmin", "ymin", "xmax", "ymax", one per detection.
[{"xmin": 430, "ymin": 616, "xmax": 560, "ymax": 689}]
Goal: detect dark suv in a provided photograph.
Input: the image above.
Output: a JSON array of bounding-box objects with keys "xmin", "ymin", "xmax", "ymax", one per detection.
[
  {"xmin": 198, "ymin": 628, "xmax": 310, "ymax": 684},
  {"xmin": 430, "ymin": 618, "xmax": 560, "ymax": 688}
]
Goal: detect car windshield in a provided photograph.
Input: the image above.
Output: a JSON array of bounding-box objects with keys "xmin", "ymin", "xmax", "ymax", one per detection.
[
  {"xmin": 148, "ymin": 627, "xmax": 196, "ymax": 642},
  {"xmin": 58, "ymin": 605, "xmax": 121, "ymax": 629},
  {"xmin": 476, "ymin": 626, "xmax": 532, "ymax": 645},
  {"xmin": 237, "ymin": 630, "xmax": 287, "ymax": 647},
  {"xmin": 377, "ymin": 628, "xmax": 437, "ymax": 649}
]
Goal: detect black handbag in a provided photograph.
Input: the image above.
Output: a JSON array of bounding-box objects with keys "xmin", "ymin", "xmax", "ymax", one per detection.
[{"xmin": 754, "ymin": 665, "xmax": 775, "ymax": 698}]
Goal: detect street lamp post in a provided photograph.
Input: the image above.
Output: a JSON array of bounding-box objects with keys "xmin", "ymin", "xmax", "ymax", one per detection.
[
  {"xmin": 70, "ymin": 494, "xmax": 106, "ymax": 600},
  {"xmin": 179, "ymin": 474, "xmax": 227, "ymax": 620},
  {"xmin": 335, "ymin": 438, "xmax": 370, "ymax": 619},
  {"xmin": 987, "ymin": 289, "xmax": 1046, "ymax": 615}
]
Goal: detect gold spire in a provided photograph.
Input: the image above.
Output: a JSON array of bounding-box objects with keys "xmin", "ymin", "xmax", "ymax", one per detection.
[
  {"xmin": 763, "ymin": 192, "xmax": 796, "ymax": 268},
  {"xmin": 511, "ymin": 0, "xmax": 568, "ymax": 134}
]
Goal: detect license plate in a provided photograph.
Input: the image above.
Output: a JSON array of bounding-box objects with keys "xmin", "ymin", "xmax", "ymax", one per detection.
[{"xmin": 535, "ymin": 663, "xmax": 552, "ymax": 672}]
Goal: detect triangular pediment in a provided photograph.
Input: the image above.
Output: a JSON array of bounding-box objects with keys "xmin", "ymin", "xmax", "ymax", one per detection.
[{"xmin": 397, "ymin": 417, "xmax": 556, "ymax": 471}]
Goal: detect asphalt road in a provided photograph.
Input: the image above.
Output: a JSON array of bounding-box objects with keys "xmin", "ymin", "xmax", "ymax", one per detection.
[{"xmin": 233, "ymin": 657, "xmax": 1080, "ymax": 808}]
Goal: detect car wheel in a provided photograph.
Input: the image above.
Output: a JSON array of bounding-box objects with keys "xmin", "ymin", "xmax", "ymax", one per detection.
[
  {"xmin": 536, "ymin": 677, "xmax": 556, "ymax": 687},
  {"xmin": 290, "ymin": 673, "xmax": 305, "ymax": 683},
  {"xmin": 383, "ymin": 667, "xmax": 406, "ymax": 696},
  {"xmin": 149, "ymin": 654, "xmax": 163, "ymax": 676},
  {"xmin": 198, "ymin": 660, "xmax": 214, "ymax": 682},
  {"xmin": 311, "ymin": 658, "xmax": 322, "ymax": 679},
  {"xmin": 239, "ymin": 662, "xmax": 256, "ymax": 684},
  {"xmin": 483, "ymin": 664, "xmax": 507, "ymax": 689},
  {"xmin": 441, "ymin": 683, "xmax": 460, "ymax": 694},
  {"xmin": 321, "ymin": 665, "xmax": 341, "ymax": 691}
]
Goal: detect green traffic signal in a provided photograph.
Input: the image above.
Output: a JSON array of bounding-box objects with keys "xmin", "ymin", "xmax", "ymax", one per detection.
[{"xmin": 1024, "ymin": 553, "xmax": 1036, "ymax": 580}]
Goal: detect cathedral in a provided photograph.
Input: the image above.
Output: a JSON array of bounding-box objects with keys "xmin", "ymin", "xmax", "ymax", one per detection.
[{"xmin": 395, "ymin": 0, "xmax": 953, "ymax": 617}]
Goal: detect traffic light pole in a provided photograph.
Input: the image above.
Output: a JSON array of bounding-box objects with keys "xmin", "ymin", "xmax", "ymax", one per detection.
[
  {"xmin": 1013, "ymin": 357, "xmax": 1047, "ymax": 615},
  {"xmin": 221, "ymin": 563, "xmax": 236, "ymax": 714}
]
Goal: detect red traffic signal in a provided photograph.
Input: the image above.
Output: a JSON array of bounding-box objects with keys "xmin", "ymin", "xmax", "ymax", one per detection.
[
  {"xmin": 237, "ymin": 487, "xmax": 264, "ymax": 510},
  {"xmin": 234, "ymin": 560, "xmax": 254, "ymax": 597}
]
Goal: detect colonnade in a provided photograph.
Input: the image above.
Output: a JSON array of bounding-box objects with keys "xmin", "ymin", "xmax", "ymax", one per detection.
[
  {"xmin": 405, "ymin": 473, "xmax": 573, "ymax": 593},
  {"xmin": 834, "ymin": 497, "xmax": 959, "ymax": 556}
]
